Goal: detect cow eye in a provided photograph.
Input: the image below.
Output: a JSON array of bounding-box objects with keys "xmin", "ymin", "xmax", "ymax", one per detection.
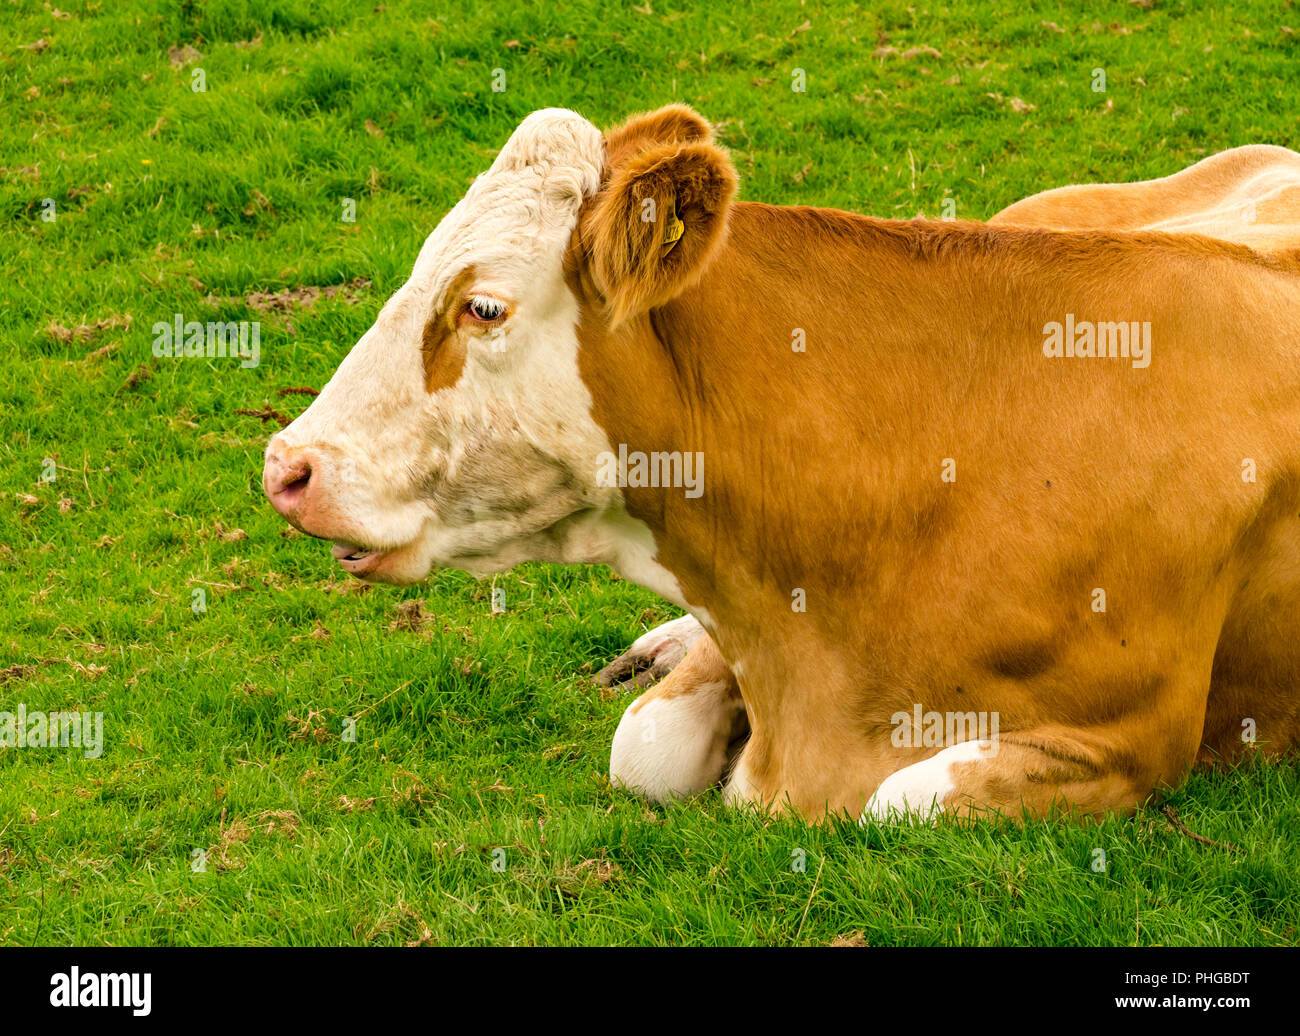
[{"xmin": 465, "ymin": 295, "xmax": 508, "ymax": 323}]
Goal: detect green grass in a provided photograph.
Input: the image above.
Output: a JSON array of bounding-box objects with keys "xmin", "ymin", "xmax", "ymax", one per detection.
[{"xmin": 2, "ymin": 0, "xmax": 1298, "ymax": 945}]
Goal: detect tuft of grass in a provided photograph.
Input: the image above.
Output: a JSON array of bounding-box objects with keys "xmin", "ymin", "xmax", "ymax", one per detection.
[{"xmin": 2, "ymin": 0, "xmax": 1298, "ymax": 945}]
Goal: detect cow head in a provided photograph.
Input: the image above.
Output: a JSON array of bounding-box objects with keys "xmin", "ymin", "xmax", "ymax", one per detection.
[{"xmin": 262, "ymin": 105, "xmax": 737, "ymax": 585}]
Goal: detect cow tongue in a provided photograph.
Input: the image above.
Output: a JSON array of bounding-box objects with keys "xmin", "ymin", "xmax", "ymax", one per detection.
[{"xmin": 331, "ymin": 541, "xmax": 373, "ymax": 560}]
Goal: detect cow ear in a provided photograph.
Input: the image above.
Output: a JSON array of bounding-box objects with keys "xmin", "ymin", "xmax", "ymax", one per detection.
[
  {"xmin": 581, "ymin": 117, "xmax": 738, "ymax": 327},
  {"xmin": 602, "ymin": 102, "xmax": 715, "ymax": 166}
]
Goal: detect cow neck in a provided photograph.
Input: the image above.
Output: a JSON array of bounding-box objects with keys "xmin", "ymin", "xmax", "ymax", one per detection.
[{"xmin": 578, "ymin": 201, "xmax": 1027, "ymax": 646}]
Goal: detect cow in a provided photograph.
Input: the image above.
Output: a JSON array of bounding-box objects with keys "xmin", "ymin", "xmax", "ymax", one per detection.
[
  {"xmin": 990, "ymin": 143, "xmax": 1300, "ymax": 253},
  {"xmin": 262, "ymin": 105, "xmax": 1300, "ymax": 824}
]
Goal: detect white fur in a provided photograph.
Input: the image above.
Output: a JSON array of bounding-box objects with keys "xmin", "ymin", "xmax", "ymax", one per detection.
[
  {"xmin": 721, "ymin": 749, "xmax": 759, "ymax": 808},
  {"xmin": 860, "ymin": 739, "xmax": 998, "ymax": 823},
  {"xmin": 268, "ymin": 109, "xmax": 699, "ymax": 606},
  {"xmin": 610, "ymin": 681, "xmax": 742, "ymax": 802},
  {"xmin": 625, "ymin": 615, "xmax": 706, "ymax": 669}
]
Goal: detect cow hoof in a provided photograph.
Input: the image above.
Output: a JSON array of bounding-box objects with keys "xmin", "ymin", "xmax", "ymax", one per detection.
[{"xmin": 596, "ymin": 614, "xmax": 706, "ymax": 690}]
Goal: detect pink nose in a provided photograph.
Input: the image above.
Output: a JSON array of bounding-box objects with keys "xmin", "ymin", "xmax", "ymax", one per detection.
[{"xmin": 263, "ymin": 443, "xmax": 314, "ymax": 522}]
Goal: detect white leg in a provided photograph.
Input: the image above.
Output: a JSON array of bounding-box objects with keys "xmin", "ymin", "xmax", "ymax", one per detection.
[
  {"xmin": 610, "ymin": 678, "xmax": 746, "ymax": 802},
  {"xmin": 597, "ymin": 614, "xmax": 707, "ymax": 688},
  {"xmin": 859, "ymin": 740, "xmax": 999, "ymax": 823}
]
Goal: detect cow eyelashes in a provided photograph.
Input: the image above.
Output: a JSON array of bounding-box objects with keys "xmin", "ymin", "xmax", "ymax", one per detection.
[{"xmin": 463, "ymin": 294, "xmax": 509, "ymax": 324}]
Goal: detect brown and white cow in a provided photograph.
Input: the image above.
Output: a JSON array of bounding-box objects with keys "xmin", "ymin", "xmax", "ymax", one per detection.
[{"xmin": 263, "ymin": 105, "xmax": 1300, "ymax": 823}]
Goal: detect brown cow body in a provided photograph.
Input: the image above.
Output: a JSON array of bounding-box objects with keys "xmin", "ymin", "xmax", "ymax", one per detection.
[
  {"xmin": 591, "ymin": 134, "xmax": 1300, "ymax": 820},
  {"xmin": 265, "ymin": 107, "xmax": 1300, "ymax": 823}
]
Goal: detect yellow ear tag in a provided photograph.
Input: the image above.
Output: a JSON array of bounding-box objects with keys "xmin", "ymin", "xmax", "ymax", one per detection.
[{"xmin": 663, "ymin": 197, "xmax": 685, "ymax": 252}]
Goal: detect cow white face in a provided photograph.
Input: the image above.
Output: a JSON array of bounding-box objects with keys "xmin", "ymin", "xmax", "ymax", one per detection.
[{"xmin": 263, "ymin": 105, "xmax": 736, "ymax": 590}]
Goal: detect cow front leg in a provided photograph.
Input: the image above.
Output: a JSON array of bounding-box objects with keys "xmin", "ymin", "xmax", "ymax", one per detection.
[
  {"xmin": 597, "ymin": 614, "xmax": 708, "ymax": 690},
  {"xmin": 609, "ymin": 634, "xmax": 748, "ymax": 802},
  {"xmin": 860, "ymin": 726, "xmax": 1199, "ymax": 823}
]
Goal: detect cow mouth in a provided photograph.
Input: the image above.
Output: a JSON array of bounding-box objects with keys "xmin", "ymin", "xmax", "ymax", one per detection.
[{"xmin": 330, "ymin": 540, "xmax": 391, "ymax": 575}]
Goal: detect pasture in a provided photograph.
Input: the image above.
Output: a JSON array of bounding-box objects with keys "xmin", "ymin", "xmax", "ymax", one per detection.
[{"xmin": 2, "ymin": 0, "xmax": 1298, "ymax": 945}]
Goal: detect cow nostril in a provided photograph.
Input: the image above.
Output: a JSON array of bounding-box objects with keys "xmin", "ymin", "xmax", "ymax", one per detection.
[
  {"xmin": 266, "ymin": 456, "xmax": 313, "ymax": 510},
  {"xmin": 283, "ymin": 469, "xmax": 311, "ymax": 494}
]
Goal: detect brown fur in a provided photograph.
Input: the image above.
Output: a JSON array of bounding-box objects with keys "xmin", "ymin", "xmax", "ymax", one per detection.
[
  {"xmin": 577, "ymin": 108, "xmax": 1300, "ymax": 821},
  {"xmin": 992, "ymin": 143, "xmax": 1300, "ymax": 256},
  {"xmin": 421, "ymin": 264, "xmax": 476, "ymax": 392},
  {"xmin": 602, "ymin": 102, "xmax": 715, "ymax": 168},
  {"xmin": 579, "ymin": 118, "xmax": 738, "ymax": 327}
]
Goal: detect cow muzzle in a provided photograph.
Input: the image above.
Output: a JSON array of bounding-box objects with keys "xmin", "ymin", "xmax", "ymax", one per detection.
[
  {"xmin": 262, "ymin": 437, "xmax": 396, "ymax": 577},
  {"xmin": 262, "ymin": 439, "xmax": 316, "ymax": 527}
]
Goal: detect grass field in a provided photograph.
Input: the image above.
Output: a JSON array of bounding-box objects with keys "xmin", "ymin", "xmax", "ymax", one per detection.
[{"xmin": 2, "ymin": 0, "xmax": 1299, "ymax": 946}]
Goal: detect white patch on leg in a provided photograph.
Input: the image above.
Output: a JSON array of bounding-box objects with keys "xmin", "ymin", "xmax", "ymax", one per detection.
[
  {"xmin": 625, "ymin": 615, "xmax": 706, "ymax": 671},
  {"xmin": 610, "ymin": 680, "xmax": 740, "ymax": 802},
  {"xmin": 721, "ymin": 746, "xmax": 758, "ymax": 807},
  {"xmin": 860, "ymin": 740, "xmax": 998, "ymax": 824}
]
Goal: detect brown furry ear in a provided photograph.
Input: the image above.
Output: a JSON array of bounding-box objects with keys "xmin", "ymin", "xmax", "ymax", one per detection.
[
  {"xmin": 581, "ymin": 118, "xmax": 738, "ymax": 326},
  {"xmin": 602, "ymin": 103, "xmax": 714, "ymax": 167}
]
